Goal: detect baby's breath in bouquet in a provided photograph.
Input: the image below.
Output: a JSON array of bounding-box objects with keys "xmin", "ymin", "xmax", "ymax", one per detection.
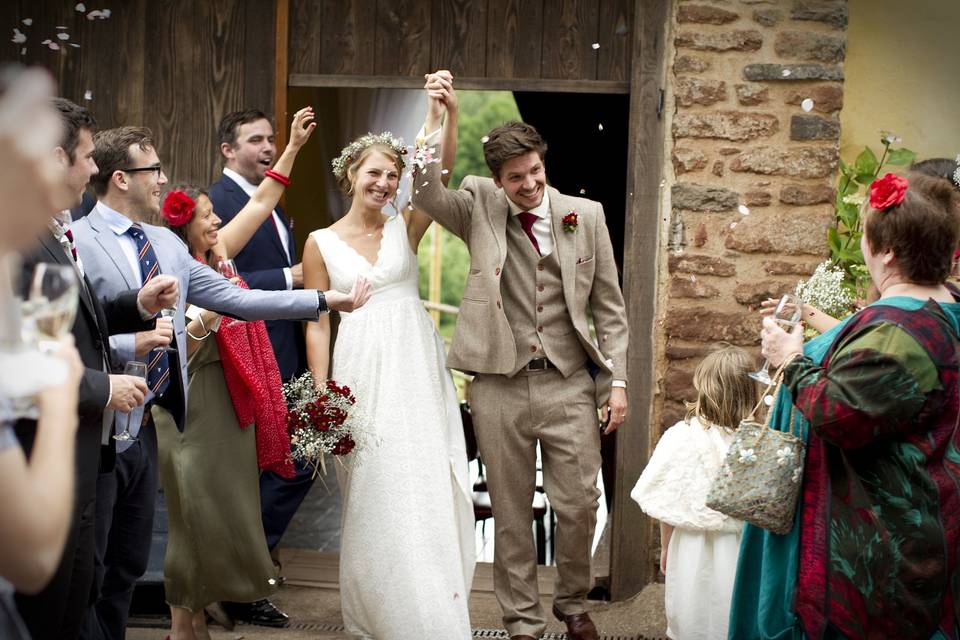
[
  {"xmin": 283, "ymin": 372, "xmax": 371, "ymax": 476},
  {"xmin": 795, "ymin": 260, "xmax": 855, "ymax": 337}
]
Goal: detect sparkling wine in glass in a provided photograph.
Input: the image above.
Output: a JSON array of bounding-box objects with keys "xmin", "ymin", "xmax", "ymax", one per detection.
[
  {"xmin": 158, "ymin": 294, "xmax": 178, "ymax": 353},
  {"xmin": 749, "ymin": 294, "xmax": 804, "ymax": 386},
  {"xmin": 217, "ymin": 258, "xmax": 238, "ymax": 280},
  {"xmin": 23, "ymin": 263, "xmax": 78, "ymax": 352},
  {"xmin": 114, "ymin": 360, "xmax": 148, "ymax": 442}
]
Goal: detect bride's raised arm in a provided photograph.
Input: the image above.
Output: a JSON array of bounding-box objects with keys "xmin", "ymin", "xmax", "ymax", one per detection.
[
  {"xmin": 404, "ymin": 71, "xmax": 458, "ymax": 249},
  {"xmin": 213, "ymin": 107, "xmax": 317, "ymax": 258}
]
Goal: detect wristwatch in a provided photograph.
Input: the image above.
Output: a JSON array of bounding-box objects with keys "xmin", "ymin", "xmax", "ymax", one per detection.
[{"xmin": 316, "ymin": 290, "xmax": 327, "ymax": 315}]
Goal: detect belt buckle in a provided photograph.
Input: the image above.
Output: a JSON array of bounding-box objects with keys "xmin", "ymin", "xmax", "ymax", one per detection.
[{"xmin": 527, "ymin": 358, "xmax": 548, "ymax": 371}]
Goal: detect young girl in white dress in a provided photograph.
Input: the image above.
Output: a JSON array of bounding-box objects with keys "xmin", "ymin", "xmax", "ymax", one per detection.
[{"xmin": 631, "ymin": 346, "xmax": 757, "ymax": 640}]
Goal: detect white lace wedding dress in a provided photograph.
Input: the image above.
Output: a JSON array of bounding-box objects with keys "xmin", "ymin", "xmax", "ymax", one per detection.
[{"xmin": 310, "ymin": 214, "xmax": 474, "ymax": 639}]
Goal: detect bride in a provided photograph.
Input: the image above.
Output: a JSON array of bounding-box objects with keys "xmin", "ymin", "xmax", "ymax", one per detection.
[{"xmin": 301, "ymin": 80, "xmax": 474, "ymax": 638}]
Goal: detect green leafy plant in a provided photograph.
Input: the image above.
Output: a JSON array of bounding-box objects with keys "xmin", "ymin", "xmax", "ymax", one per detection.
[{"xmin": 830, "ymin": 133, "xmax": 916, "ymax": 297}]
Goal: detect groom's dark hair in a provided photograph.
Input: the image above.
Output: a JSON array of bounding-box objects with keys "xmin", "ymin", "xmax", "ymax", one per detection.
[{"xmin": 483, "ymin": 121, "xmax": 547, "ymax": 178}]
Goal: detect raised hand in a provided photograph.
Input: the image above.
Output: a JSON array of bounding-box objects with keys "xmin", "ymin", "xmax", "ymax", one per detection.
[{"xmin": 288, "ymin": 106, "xmax": 317, "ymax": 150}]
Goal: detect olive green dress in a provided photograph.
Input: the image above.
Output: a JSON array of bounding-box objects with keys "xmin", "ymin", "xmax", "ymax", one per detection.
[{"xmin": 153, "ymin": 334, "xmax": 278, "ymax": 611}]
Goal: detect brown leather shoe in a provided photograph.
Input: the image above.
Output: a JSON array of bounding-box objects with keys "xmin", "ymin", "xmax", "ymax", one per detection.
[{"xmin": 552, "ymin": 604, "xmax": 599, "ymax": 640}]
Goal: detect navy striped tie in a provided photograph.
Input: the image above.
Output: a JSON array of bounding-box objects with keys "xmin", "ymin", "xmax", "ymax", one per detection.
[{"xmin": 125, "ymin": 224, "xmax": 170, "ymax": 396}]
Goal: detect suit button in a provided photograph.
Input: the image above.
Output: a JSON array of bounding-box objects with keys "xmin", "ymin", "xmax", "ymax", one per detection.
[
  {"xmin": 496, "ymin": 300, "xmax": 502, "ymax": 309},
  {"xmin": 530, "ymin": 345, "xmax": 537, "ymax": 353},
  {"xmin": 495, "ymin": 267, "xmax": 501, "ymax": 276},
  {"xmin": 537, "ymin": 304, "xmax": 543, "ymax": 312},
  {"xmin": 537, "ymin": 264, "xmax": 545, "ymax": 272},
  {"xmin": 537, "ymin": 284, "xmax": 545, "ymax": 292},
  {"xmin": 537, "ymin": 325, "xmax": 543, "ymax": 332}
]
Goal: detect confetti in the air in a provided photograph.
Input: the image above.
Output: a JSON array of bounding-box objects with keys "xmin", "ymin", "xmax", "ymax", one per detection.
[
  {"xmin": 421, "ymin": 182, "xmax": 429, "ymax": 187},
  {"xmin": 480, "ymin": 136, "xmax": 490, "ymax": 144},
  {"xmin": 47, "ymin": 42, "xmax": 60, "ymax": 50},
  {"xmin": 56, "ymin": 26, "xmax": 68, "ymax": 30},
  {"xmin": 738, "ymin": 205, "xmax": 750, "ymax": 216},
  {"xmin": 579, "ymin": 188, "xmax": 586, "ymax": 195},
  {"xmin": 83, "ymin": 90, "xmax": 92, "ymax": 100},
  {"xmin": 12, "ymin": 28, "xmax": 26, "ymax": 44},
  {"xmin": 20, "ymin": 47, "xmax": 25, "ymax": 55},
  {"xmin": 75, "ymin": 3, "xmax": 86, "ymax": 11},
  {"xmin": 69, "ymin": 43, "xmax": 80, "ymax": 48},
  {"xmin": 801, "ymin": 98, "xmax": 814, "ymax": 112},
  {"xmin": 598, "ymin": 123, "xmax": 604, "ymax": 131},
  {"xmin": 781, "ymin": 69, "xmax": 792, "ymax": 77},
  {"xmin": 440, "ymin": 169, "xmax": 449, "ymax": 175},
  {"xmin": 591, "ymin": 42, "xmax": 600, "ymax": 50},
  {"xmin": 57, "ymin": 33, "xmax": 70, "ymax": 40},
  {"xmin": 22, "ymin": 18, "xmax": 33, "ymax": 26},
  {"xmin": 730, "ymin": 222, "xmax": 738, "ymax": 229}
]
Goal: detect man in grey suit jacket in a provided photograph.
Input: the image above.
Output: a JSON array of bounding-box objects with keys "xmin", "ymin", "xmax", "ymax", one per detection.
[
  {"xmin": 73, "ymin": 126, "xmax": 369, "ymax": 640},
  {"xmin": 414, "ymin": 75, "xmax": 628, "ymax": 640}
]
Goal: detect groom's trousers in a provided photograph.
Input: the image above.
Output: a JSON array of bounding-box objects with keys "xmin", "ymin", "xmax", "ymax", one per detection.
[{"xmin": 471, "ymin": 366, "xmax": 602, "ymax": 639}]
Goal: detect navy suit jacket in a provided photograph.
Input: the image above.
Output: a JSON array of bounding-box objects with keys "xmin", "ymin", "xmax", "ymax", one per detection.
[{"xmin": 208, "ymin": 173, "xmax": 306, "ymax": 380}]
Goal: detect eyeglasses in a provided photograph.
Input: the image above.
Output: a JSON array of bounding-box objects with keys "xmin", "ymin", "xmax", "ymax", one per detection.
[{"xmin": 120, "ymin": 164, "xmax": 162, "ymax": 177}]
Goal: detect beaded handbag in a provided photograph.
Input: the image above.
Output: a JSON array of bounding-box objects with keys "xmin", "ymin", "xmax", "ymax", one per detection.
[{"xmin": 705, "ymin": 366, "xmax": 805, "ymax": 535}]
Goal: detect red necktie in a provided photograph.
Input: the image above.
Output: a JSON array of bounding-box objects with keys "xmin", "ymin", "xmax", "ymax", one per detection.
[{"xmin": 517, "ymin": 211, "xmax": 541, "ymax": 256}]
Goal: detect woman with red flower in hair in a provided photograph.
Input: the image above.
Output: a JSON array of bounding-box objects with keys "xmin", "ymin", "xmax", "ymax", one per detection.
[
  {"xmin": 152, "ymin": 109, "xmax": 315, "ymax": 640},
  {"xmin": 730, "ymin": 171, "xmax": 960, "ymax": 639}
]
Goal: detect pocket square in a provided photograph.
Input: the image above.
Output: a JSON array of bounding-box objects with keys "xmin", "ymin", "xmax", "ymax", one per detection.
[{"xmin": 576, "ymin": 255, "xmax": 594, "ymax": 265}]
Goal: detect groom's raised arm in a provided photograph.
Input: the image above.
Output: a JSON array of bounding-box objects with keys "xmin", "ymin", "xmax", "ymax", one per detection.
[{"xmin": 411, "ymin": 77, "xmax": 475, "ymax": 241}]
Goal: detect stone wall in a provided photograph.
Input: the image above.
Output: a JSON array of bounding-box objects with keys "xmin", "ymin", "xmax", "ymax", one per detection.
[{"xmin": 656, "ymin": 0, "xmax": 848, "ymax": 431}]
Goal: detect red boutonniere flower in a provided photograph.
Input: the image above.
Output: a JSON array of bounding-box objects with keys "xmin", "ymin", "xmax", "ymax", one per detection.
[
  {"xmin": 562, "ymin": 211, "xmax": 578, "ymax": 233},
  {"xmin": 161, "ymin": 190, "xmax": 196, "ymax": 227},
  {"xmin": 869, "ymin": 173, "xmax": 908, "ymax": 212}
]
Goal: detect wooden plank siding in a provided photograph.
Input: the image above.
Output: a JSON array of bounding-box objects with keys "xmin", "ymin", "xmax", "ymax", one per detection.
[
  {"xmin": 0, "ymin": 0, "xmax": 277, "ymax": 185},
  {"xmin": 289, "ymin": 0, "xmax": 634, "ymax": 92}
]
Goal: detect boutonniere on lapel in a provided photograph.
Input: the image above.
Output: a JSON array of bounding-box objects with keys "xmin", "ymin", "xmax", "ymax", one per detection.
[{"xmin": 562, "ymin": 211, "xmax": 578, "ymax": 233}]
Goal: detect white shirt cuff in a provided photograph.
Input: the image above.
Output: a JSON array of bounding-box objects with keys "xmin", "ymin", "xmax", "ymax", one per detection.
[
  {"xmin": 283, "ymin": 267, "xmax": 293, "ymax": 290},
  {"xmin": 611, "ymin": 380, "xmax": 627, "ymax": 389}
]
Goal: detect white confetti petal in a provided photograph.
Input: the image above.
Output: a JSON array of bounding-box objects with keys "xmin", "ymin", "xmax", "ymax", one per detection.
[
  {"xmin": 579, "ymin": 188, "xmax": 586, "ymax": 194},
  {"xmin": 738, "ymin": 204, "xmax": 750, "ymax": 215},
  {"xmin": 57, "ymin": 32, "xmax": 70, "ymax": 40},
  {"xmin": 801, "ymin": 98, "xmax": 814, "ymax": 112},
  {"xmin": 22, "ymin": 18, "xmax": 33, "ymax": 26},
  {"xmin": 56, "ymin": 25, "xmax": 68, "ymax": 30},
  {"xmin": 101, "ymin": 9, "xmax": 111, "ymax": 18},
  {"xmin": 48, "ymin": 42, "xmax": 60, "ymax": 50},
  {"xmin": 591, "ymin": 42, "xmax": 600, "ymax": 50},
  {"xmin": 421, "ymin": 181, "xmax": 429, "ymax": 186},
  {"xmin": 440, "ymin": 169, "xmax": 449, "ymax": 175},
  {"xmin": 41, "ymin": 39, "xmax": 51, "ymax": 44},
  {"xmin": 83, "ymin": 90, "xmax": 92, "ymax": 100},
  {"xmin": 12, "ymin": 28, "xmax": 26, "ymax": 44},
  {"xmin": 730, "ymin": 222, "xmax": 738, "ymax": 229},
  {"xmin": 598, "ymin": 123, "xmax": 604, "ymax": 131},
  {"xmin": 480, "ymin": 136, "xmax": 489, "ymax": 144},
  {"xmin": 69, "ymin": 43, "xmax": 79, "ymax": 48},
  {"xmin": 781, "ymin": 68, "xmax": 792, "ymax": 77},
  {"xmin": 75, "ymin": 2, "xmax": 86, "ymax": 11}
]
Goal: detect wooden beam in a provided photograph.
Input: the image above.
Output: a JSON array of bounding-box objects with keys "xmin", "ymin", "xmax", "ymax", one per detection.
[
  {"xmin": 288, "ymin": 74, "xmax": 630, "ymax": 94},
  {"xmin": 610, "ymin": 0, "xmax": 670, "ymax": 599},
  {"xmin": 274, "ymin": 0, "xmax": 290, "ymax": 151}
]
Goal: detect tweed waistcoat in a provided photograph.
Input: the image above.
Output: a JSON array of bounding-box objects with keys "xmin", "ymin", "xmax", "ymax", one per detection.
[{"xmin": 501, "ymin": 214, "xmax": 588, "ymax": 377}]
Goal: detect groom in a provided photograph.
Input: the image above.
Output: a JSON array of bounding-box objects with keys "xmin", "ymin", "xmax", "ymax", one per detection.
[{"xmin": 414, "ymin": 74, "xmax": 629, "ymax": 640}]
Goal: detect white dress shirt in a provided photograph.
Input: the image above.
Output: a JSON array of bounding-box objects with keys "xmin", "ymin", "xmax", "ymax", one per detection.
[{"xmin": 222, "ymin": 167, "xmax": 293, "ymax": 290}]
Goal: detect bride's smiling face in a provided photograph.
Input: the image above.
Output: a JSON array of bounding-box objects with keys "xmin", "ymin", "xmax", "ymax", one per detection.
[{"xmin": 351, "ymin": 150, "xmax": 400, "ymax": 210}]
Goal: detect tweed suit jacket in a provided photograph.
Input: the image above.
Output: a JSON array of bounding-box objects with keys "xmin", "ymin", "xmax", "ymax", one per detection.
[
  {"xmin": 413, "ymin": 149, "xmax": 629, "ymax": 404},
  {"xmin": 71, "ymin": 206, "xmax": 323, "ymax": 427}
]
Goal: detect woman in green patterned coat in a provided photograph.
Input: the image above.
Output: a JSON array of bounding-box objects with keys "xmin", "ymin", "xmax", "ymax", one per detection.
[{"xmin": 733, "ymin": 172, "xmax": 960, "ymax": 639}]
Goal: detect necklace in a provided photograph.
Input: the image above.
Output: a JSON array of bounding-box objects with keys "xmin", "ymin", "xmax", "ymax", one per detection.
[{"xmin": 361, "ymin": 218, "xmax": 379, "ymax": 237}]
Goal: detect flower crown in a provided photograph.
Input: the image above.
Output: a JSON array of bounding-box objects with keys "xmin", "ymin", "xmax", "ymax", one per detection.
[
  {"xmin": 331, "ymin": 132, "xmax": 407, "ymax": 181},
  {"xmin": 953, "ymin": 154, "xmax": 960, "ymax": 189},
  {"xmin": 869, "ymin": 173, "xmax": 908, "ymax": 212},
  {"xmin": 161, "ymin": 190, "xmax": 196, "ymax": 227}
]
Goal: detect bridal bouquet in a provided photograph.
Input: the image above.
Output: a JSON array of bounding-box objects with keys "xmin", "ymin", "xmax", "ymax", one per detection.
[{"xmin": 284, "ymin": 372, "xmax": 367, "ymax": 475}]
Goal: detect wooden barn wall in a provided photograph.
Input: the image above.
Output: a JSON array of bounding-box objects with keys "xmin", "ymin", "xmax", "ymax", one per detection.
[
  {"xmin": 0, "ymin": 0, "xmax": 276, "ymax": 185},
  {"xmin": 289, "ymin": 0, "xmax": 634, "ymax": 83}
]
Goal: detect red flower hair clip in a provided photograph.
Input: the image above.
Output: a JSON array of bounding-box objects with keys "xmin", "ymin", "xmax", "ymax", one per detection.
[
  {"xmin": 161, "ymin": 190, "xmax": 196, "ymax": 227},
  {"xmin": 868, "ymin": 173, "xmax": 908, "ymax": 212}
]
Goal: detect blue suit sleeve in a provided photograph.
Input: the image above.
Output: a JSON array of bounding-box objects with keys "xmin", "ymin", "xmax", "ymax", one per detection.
[{"xmin": 240, "ymin": 267, "xmax": 288, "ymax": 291}]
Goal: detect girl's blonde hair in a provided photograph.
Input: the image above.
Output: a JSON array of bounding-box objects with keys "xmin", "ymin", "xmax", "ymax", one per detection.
[{"xmin": 685, "ymin": 345, "xmax": 759, "ymax": 430}]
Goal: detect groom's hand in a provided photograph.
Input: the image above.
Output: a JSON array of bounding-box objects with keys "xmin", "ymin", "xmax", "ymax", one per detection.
[
  {"xmin": 600, "ymin": 387, "xmax": 628, "ymax": 434},
  {"xmin": 323, "ymin": 277, "xmax": 372, "ymax": 313}
]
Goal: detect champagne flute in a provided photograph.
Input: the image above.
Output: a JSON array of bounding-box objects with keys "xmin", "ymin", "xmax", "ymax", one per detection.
[
  {"xmin": 114, "ymin": 360, "xmax": 148, "ymax": 442},
  {"xmin": 749, "ymin": 293, "xmax": 804, "ymax": 385},
  {"xmin": 216, "ymin": 258, "xmax": 238, "ymax": 280},
  {"xmin": 157, "ymin": 277, "xmax": 179, "ymax": 353},
  {"xmin": 23, "ymin": 263, "xmax": 78, "ymax": 353}
]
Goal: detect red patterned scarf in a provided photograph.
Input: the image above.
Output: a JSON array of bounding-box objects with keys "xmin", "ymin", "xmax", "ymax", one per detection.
[{"xmin": 214, "ymin": 278, "xmax": 294, "ymax": 479}]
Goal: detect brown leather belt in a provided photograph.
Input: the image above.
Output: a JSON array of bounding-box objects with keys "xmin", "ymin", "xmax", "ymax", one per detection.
[{"xmin": 523, "ymin": 357, "xmax": 555, "ymax": 371}]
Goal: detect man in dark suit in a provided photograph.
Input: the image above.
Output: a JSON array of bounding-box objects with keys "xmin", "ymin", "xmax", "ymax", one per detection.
[
  {"xmin": 207, "ymin": 109, "xmax": 310, "ymax": 626},
  {"xmin": 14, "ymin": 98, "xmax": 179, "ymax": 640}
]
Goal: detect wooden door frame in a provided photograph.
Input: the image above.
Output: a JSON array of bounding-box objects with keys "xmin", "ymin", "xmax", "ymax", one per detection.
[{"xmin": 273, "ymin": 0, "xmax": 672, "ymax": 601}]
